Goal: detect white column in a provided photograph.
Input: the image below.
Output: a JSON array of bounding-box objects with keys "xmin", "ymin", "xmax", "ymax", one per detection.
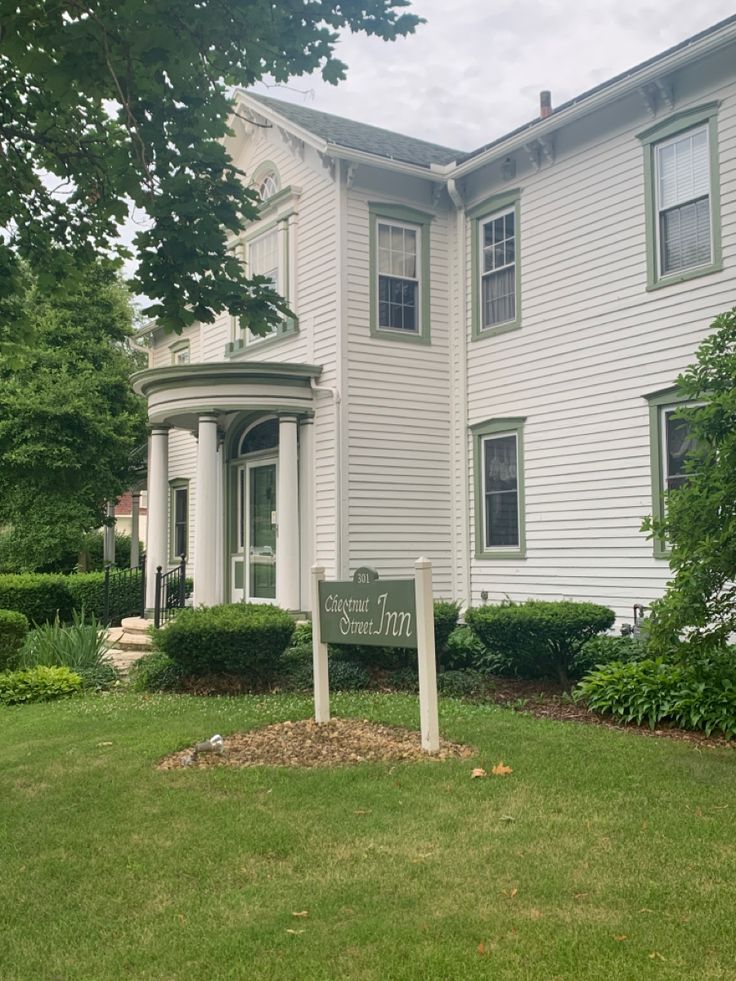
[
  {"xmin": 214, "ymin": 434, "xmax": 225, "ymax": 604},
  {"xmin": 130, "ymin": 491, "xmax": 140, "ymax": 568},
  {"xmin": 298, "ymin": 417, "xmax": 314, "ymax": 612},
  {"xmin": 193, "ymin": 414, "xmax": 219, "ymax": 608},
  {"xmin": 276, "ymin": 414, "xmax": 300, "ymax": 611},
  {"xmin": 145, "ymin": 426, "xmax": 170, "ymax": 612}
]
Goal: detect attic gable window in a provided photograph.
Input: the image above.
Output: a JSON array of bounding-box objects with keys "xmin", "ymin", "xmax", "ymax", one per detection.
[{"xmin": 258, "ymin": 172, "xmax": 279, "ymax": 202}]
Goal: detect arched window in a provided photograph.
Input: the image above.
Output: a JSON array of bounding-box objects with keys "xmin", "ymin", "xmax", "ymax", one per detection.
[
  {"xmin": 258, "ymin": 171, "xmax": 279, "ymax": 202},
  {"xmin": 239, "ymin": 417, "xmax": 279, "ymax": 456}
]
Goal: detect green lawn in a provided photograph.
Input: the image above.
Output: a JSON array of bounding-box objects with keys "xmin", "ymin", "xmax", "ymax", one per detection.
[{"xmin": 1, "ymin": 693, "xmax": 735, "ymax": 980}]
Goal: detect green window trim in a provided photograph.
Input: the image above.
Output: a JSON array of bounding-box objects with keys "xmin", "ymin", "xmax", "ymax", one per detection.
[
  {"xmin": 645, "ymin": 387, "xmax": 694, "ymax": 559},
  {"xmin": 169, "ymin": 479, "xmax": 189, "ymax": 564},
  {"xmin": 368, "ymin": 202, "xmax": 432, "ymax": 345},
  {"xmin": 471, "ymin": 417, "xmax": 527, "ymax": 560},
  {"xmin": 226, "ymin": 210, "xmax": 299, "ymax": 355},
  {"xmin": 638, "ymin": 102, "xmax": 723, "ymax": 291},
  {"xmin": 169, "ymin": 339, "xmax": 190, "ymax": 365},
  {"xmin": 468, "ymin": 189, "xmax": 522, "ymax": 341}
]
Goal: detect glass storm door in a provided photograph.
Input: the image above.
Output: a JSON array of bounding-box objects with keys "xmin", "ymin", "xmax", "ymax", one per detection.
[{"xmin": 239, "ymin": 459, "xmax": 277, "ymax": 602}]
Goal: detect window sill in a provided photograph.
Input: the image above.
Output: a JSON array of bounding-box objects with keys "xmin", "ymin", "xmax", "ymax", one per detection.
[
  {"xmin": 225, "ymin": 322, "xmax": 298, "ymax": 358},
  {"xmin": 472, "ymin": 318, "xmax": 521, "ymax": 341},
  {"xmin": 369, "ymin": 326, "xmax": 431, "ymax": 346},
  {"xmin": 646, "ymin": 260, "xmax": 724, "ymax": 292},
  {"xmin": 475, "ymin": 549, "xmax": 526, "ymax": 561}
]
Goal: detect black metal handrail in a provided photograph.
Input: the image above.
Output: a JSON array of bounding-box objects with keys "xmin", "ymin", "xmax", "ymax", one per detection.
[
  {"xmin": 154, "ymin": 555, "xmax": 187, "ymax": 628},
  {"xmin": 102, "ymin": 553, "xmax": 146, "ymax": 626}
]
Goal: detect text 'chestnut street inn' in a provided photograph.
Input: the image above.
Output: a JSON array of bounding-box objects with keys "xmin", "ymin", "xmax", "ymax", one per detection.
[{"xmin": 132, "ymin": 16, "xmax": 736, "ymax": 626}]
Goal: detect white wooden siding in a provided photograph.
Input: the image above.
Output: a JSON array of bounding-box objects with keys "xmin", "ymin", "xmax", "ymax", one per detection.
[{"xmin": 461, "ymin": 66, "xmax": 736, "ymax": 623}]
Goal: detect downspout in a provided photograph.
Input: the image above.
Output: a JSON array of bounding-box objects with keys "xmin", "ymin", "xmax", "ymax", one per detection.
[
  {"xmin": 309, "ymin": 377, "xmax": 342, "ymax": 578},
  {"xmin": 447, "ymin": 177, "xmax": 471, "ymax": 609},
  {"xmin": 334, "ymin": 157, "xmax": 349, "ymax": 578}
]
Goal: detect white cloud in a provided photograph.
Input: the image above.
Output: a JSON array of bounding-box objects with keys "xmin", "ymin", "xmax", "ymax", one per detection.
[{"xmin": 252, "ymin": 1, "xmax": 735, "ymax": 151}]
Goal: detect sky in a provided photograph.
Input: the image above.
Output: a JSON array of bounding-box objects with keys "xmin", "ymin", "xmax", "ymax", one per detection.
[{"xmin": 249, "ymin": 0, "xmax": 736, "ymax": 153}]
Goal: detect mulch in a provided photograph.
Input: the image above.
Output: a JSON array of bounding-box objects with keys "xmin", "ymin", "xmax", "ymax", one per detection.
[
  {"xmin": 157, "ymin": 717, "xmax": 474, "ymax": 770},
  {"xmin": 485, "ymin": 677, "xmax": 735, "ymax": 749}
]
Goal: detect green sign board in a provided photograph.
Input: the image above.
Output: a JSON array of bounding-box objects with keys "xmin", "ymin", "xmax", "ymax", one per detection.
[{"xmin": 318, "ymin": 568, "xmax": 417, "ymax": 649}]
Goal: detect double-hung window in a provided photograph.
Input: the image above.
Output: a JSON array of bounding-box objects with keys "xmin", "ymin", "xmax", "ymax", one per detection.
[
  {"xmin": 639, "ymin": 104, "xmax": 722, "ymax": 289},
  {"xmin": 472, "ymin": 418, "xmax": 526, "ymax": 559},
  {"xmin": 469, "ymin": 190, "xmax": 521, "ymax": 339},
  {"xmin": 169, "ymin": 340, "xmax": 190, "ymax": 365},
  {"xmin": 369, "ymin": 203, "xmax": 432, "ymax": 344},
  {"xmin": 646, "ymin": 388, "xmax": 702, "ymax": 557},
  {"xmin": 169, "ymin": 481, "xmax": 189, "ymax": 562}
]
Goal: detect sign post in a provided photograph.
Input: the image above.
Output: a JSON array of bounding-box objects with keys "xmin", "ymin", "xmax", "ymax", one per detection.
[
  {"xmin": 311, "ymin": 565, "xmax": 330, "ymax": 723},
  {"xmin": 414, "ymin": 557, "xmax": 440, "ymax": 753},
  {"xmin": 312, "ymin": 558, "xmax": 440, "ymax": 754}
]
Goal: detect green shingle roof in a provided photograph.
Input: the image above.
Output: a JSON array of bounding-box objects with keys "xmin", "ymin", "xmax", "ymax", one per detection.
[{"xmin": 247, "ymin": 93, "xmax": 460, "ymax": 169}]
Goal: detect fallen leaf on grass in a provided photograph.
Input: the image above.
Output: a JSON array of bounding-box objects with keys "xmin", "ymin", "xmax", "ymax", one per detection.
[
  {"xmin": 492, "ymin": 762, "xmax": 513, "ymax": 776},
  {"xmin": 502, "ymin": 888, "xmax": 518, "ymax": 898},
  {"xmin": 286, "ymin": 929, "xmax": 305, "ymax": 935},
  {"xmin": 574, "ymin": 893, "xmax": 589, "ymax": 899},
  {"xmin": 639, "ymin": 907, "xmax": 655, "ymax": 913},
  {"xmin": 477, "ymin": 941, "xmax": 491, "ymax": 957},
  {"xmin": 649, "ymin": 951, "xmax": 665, "ymax": 961},
  {"xmin": 292, "ymin": 911, "xmax": 308, "ymax": 918},
  {"xmin": 471, "ymin": 768, "xmax": 487, "ymax": 779},
  {"xmin": 614, "ymin": 935, "xmax": 628, "ymax": 942}
]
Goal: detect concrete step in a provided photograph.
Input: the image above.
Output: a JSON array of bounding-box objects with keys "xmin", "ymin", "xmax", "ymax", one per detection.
[
  {"xmin": 106, "ymin": 649, "xmax": 145, "ymax": 675},
  {"xmin": 117, "ymin": 634, "xmax": 153, "ymax": 652},
  {"xmin": 120, "ymin": 616, "xmax": 152, "ymax": 636}
]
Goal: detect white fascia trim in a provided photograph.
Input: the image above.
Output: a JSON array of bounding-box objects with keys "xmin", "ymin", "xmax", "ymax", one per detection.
[
  {"xmin": 447, "ymin": 19, "xmax": 736, "ymax": 180},
  {"xmin": 234, "ymin": 90, "xmax": 447, "ymax": 182}
]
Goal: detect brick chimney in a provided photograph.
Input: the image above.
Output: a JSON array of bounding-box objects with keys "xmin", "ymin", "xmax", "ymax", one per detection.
[{"xmin": 539, "ymin": 90, "xmax": 552, "ymax": 119}]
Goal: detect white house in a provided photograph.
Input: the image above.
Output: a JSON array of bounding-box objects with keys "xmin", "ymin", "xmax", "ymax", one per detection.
[{"xmin": 132, "ymin": 14, "xmax": 736, "ymax": 626}]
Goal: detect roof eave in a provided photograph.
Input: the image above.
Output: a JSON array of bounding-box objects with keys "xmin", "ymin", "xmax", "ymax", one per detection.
[{"xmin": 452, "ymin": 17, "xmax": 736, "ymax": 179}]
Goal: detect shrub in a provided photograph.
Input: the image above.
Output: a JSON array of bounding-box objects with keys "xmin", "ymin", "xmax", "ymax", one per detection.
[
  {"xmin": 433, "ymin": 600, "xmax": 461, "ymax": 662},
  {"xmin": 0, "ymin": 574, "xmax": 73, "ymax": 625},
  {"xmin": 444, "ymin": 625, "xmax": 487, "ymax": 670},
  {"xmin": 153, "ymin": 603, "xmax": 295, "ymax": 678},
  {"xmin": 0, "ymin": 665, "xmax": 82, "ymax": 705},
  {"xmin": 18, "ymin": 611, "xmax": 117, "ymax": 690},
  {"xmin": 386, "ymin": 666, "xmax": 419, "ymax": 691},
  {"xmin": 465, "ymin": 600, "xmax": 615, "ymax": 686},
  {"xmin": 283, "ymin": 657, "xmax": 371, "ymax": 692},
  {"xmin": 574, "ymin": 634, "xmax": 649, "ymax": 676},
  {"xmin": 0, "ymin": 610, "xmax": 29, "ymax": 670},
  {"xmin": 575, "ymin": 654, "xmax": 736, "ymax": 738},
  {"xmin": 129, "ymin": 652, "xmax": 186, "ymax": 692},
  {"xmin": 437, "ymin": 669, "xmax": 491, "ymax": 699}
]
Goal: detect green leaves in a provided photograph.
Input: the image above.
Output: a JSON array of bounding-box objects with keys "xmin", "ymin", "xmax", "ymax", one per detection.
[{"xmin": 0, "ymin": 0, "xmax": 420, "ymax": 334}]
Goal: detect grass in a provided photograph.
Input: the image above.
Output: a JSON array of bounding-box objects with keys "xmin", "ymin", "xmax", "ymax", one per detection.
[{"xmin": 1, "ymin": 692, "xmax": 735, "ymax": 980}]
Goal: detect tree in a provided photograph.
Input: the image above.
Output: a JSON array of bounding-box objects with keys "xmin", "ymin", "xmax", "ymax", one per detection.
[
  {"xmin": 0, "ymin": 1, "xmax": 421, "ymax": 334},
  {"xmin": 643, "ymin": 307, "xmax": 736, "ymax": 654},
  {"xmin": 0, "ymin": 260, "xmax": 148, "ymax": 571}
]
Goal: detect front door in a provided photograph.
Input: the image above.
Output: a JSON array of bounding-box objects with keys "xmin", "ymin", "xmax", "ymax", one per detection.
[{"xmin": 233, "ymin": 458, "xmax": 277, "ymax": 602}]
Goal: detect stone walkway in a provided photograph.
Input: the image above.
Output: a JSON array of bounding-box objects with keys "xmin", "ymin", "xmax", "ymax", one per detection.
[{"xmin": 106, "ymin": 617, "xmax": 153, "ymax": 674}]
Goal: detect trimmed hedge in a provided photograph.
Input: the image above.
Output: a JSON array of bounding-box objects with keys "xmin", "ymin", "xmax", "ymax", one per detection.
[
  {"xmin": 0, "ymin": 665, "xmax": 82, "ymax": 705},
  {"xmin": 0, "ymin": 570, "xmax": 142, "ymax": 626},
  {"xmin": 0, "ymin": 575, "xmax": 73, "ymax": 625},
  {"xmin": 465, "ymin": 600, "xmax": 615, "ymax": 686},
  {"xmin": 0, "ymin": 610, "xmax": 29, "ymax": 671},
  {"xmin": 153, "ymin": 603, "xmax": 295, "ymax": 678}
]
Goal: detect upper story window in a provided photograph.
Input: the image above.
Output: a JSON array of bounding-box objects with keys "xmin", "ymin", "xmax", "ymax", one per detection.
[
  {"xmin": 249, "ymin": 228, "xmax": 282, "ymax": 293},
  {"xmin": 368, "ymin": 203, "xmax": 432, "ymax": 345},
  {"xmin": 638, "ymin": 103, "xmax": 722, "ymax": 290},
  {"xmin": 258, "ymin": 171, "xmax": 279, "ymax": 202},
  {"xmin": 480, "ymin": 208, "xmax": 516, "ymax": 329},
  {"xmin": 471, "ymin": 417, "xmax": 526, "ymax": 560},
  {"xmin": 169, "ymin": 340, "xmax": 190, "ymax": 365},
  {"xmin": 377, "ymin": 221, "xmax": 419, "ymax": 332},
  {"xmin": 468, "ymin": 189, "xmax": 521, "ymax": 341}
]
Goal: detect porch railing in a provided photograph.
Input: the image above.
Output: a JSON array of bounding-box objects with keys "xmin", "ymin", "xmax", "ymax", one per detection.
[
  {"xmin": 102, "ymin": 554, "xmax": 146, "ymax": 626},
  {"xmin": 154, "ymin": 555, "xmax": 187, "ymax": 629}
]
